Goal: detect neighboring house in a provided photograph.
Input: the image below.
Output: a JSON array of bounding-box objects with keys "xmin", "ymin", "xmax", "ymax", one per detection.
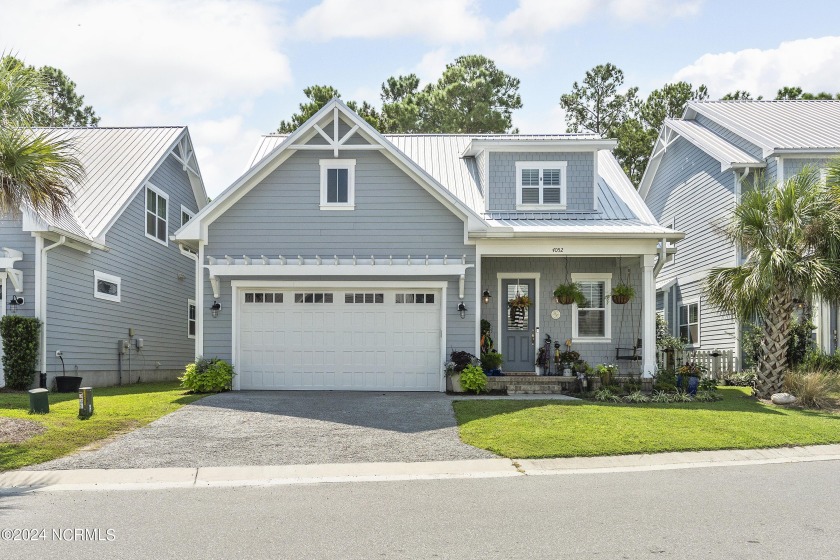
[
  {"xmin": 175, "ymin": 99, "xmax": 681, "ymax": 392},
  {"xmin": 640, "ymin": 100, "xmax": 840, "ymax": 366},
  {"xmin": 0, "ymin": 127, "xmax": 207, "ymax": 388}
]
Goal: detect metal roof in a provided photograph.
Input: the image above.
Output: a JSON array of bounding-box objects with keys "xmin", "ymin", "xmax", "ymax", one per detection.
[
  {"xmin": 664, "ymin": 119, "xmax": 764, "ymax": 170},
  {"xmin": 30, "ymin": 127, "xmax": 201, "ymax": 241},
  {"xmin": 686, "ymin": 100, "xmax": 840, "ymax": 156},
  {"xmin": 248, "ymin": 134, "xmax": 663, "ymax": 231}
]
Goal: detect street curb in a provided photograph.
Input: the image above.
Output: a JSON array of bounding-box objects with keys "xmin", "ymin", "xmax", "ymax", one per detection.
[{"xmin": 2, "ymin": 445, "xmax": 839, "ymax": 492}]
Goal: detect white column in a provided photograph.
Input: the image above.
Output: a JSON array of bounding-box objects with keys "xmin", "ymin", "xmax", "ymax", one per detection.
[{"xmin": 641, "ymin": 254, "xmax": 656, "ymax": 378}]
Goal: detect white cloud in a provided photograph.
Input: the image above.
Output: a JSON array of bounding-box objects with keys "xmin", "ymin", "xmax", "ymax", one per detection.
[
  {"xmin": 413, "ymin": 48, "xmax": 451, "ymax": 85},
  {"xmin": 674, "ymin": 36, "xmax": 840, "ymax": 98},
  {"xmin": 486, "ymin": 43, "xmax": 546, "ymax": 71},
  {"xmin": 499, "ymin": 0, "xmax": 702, "ymax": 36},
  {"xmin": 293, "ymin": 0, "xmax": 488, "ymax": 43},
  {"xmin": 0, "ymin": 0, "xmax": 292, "ymax": 122},
  {"xmin": 190, "ymin": 117, "xmax": 264, "ymax": 197},
  {"xmin": 513, "ymin": 105, "xmax": 569, "ymax": 134}
]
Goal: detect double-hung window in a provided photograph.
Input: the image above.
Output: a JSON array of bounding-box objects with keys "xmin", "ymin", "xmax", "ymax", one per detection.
[
  {"xmin": 188, "ymin": 299, "xmax": 196, "ymax": 339},
  {"xmin": 145, "ymin": 184, "xmax": 168, "ymax": 245},
  {"xmin": 571, "ymin": 273, "xmax": 611, "ymax": 341},
  {"xmin": 320, "ymin": 159, "xmax": 356, "ymax": 210},
  {"xmin": 679, "ymin": 301, "xmax": 700, "ymax": 345},
  {"xmin": 515, "ymin": 161, "xmax": 567, "ymax": 210}
]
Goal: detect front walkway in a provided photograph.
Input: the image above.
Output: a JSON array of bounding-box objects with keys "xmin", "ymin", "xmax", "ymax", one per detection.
[{"xmin": 30, "ymin": 391, "xmax": 495, "ymax": 470}]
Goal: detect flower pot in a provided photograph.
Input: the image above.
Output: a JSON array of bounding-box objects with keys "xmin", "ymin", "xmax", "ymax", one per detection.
[
  {"xmin": 687, "ymin": 375, "xmax": 699, "ymax": 396},
  {"xmin": 447, "ymin": 373, "xmax": 464, "ymax": 393},
  {"xmin": 54, "ymin": 375, "xmax": 83, "ymax": 393},
  {"xmin": 562, "ymin": 363, "xmax": 573, "ymax": 376},
  {"xmin": 611, "ymin": 294, "xmax": 630, "ymax": 305},
  {"xmin": 555, "ymin": 295, "xmax": 576, "ymax": 305}
]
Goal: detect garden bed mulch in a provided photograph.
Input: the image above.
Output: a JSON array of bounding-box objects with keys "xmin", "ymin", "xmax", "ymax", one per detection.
[{"xmin": 0, "ymin": 417, "xmax": 46, "ymax": 443}]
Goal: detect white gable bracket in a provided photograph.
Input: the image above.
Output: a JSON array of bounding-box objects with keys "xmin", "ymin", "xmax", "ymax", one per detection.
[{"xmin": 1, "ymin": 247, "xmax": 24, "ymax": 292}]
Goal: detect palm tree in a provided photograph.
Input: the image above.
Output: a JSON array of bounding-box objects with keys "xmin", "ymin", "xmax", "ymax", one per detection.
[
  {"xmin": 0, "ymin": 57, "xmax": 83, "ymax": 218},
  {"xmin": 705, "ymin": 164, "xmax": 840, "ymax": 397}
]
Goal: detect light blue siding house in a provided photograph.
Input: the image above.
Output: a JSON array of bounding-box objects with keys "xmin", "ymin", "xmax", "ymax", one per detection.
[
  {"xmin": 640, "ymin": 101, "xmax": 840, "ymax": 366},
  {"xmin": 176, "ymin": 100, "xmax": 680, "ymax": 391},
  {"xmin": 0, "ymin": 127, "xmax": 207, "ymax": 388}
]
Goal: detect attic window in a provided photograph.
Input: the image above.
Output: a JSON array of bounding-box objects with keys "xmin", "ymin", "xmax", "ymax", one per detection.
[
  {"xmin": 319, "ymin": 159, "xmax": 355, "ymax": 210},
  {"xmin": 94, "ymin": 270, "xmax": 121, "ymax": 303},
  {"xmin": 145, "ymin": 184, "xmax": 168, "ymax": 246},
  {"xmin": 515, "ymin": 161, "xmax": 567, "ymax": 210}
]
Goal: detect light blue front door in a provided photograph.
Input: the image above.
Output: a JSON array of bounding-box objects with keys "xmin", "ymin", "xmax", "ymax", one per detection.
[{"xmin": 502, "ymin": 279, "xmax": 535, "ymax": 372}]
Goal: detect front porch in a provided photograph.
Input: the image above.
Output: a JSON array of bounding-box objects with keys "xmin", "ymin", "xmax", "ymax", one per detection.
[{"xmin": 477, "ymin": 252, "xmax": 661, "ymax": 383}]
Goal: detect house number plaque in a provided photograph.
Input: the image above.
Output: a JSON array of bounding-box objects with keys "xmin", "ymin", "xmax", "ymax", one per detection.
[{"xmin": 552, "ymin": 248, "xmax": 564, "ymax": 253}]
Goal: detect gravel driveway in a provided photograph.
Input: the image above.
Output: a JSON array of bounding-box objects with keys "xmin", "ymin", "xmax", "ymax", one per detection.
[{"xmin": 32, "ymin": 391, "xmax": 495, "ymax": 470}]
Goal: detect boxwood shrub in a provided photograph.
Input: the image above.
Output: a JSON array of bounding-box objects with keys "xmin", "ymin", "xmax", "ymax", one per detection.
[
  {"xmin": 180, "ymin": 357, "xmax": 235, "ymax": 393},
  {"xmin": 0, "ymin": 315, "xmax": 41, "ymax": 390}
]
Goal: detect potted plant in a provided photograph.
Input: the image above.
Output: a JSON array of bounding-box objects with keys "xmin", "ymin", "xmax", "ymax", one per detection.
[
  {"xmin": 460, "ymin": 363, "xmax": 488, "ymax": 394},
  {"xmin": 480, "ymin": 351, "xmax": 504, "ymax": 376},
  {"xmin": 446, "ymin": 350, "xmax": 476, "ymax": 393},
  {"xmin": 677, "ymin": 361, "xmax": 705, "ymax": 396},
  {"xmin": 596, "ymin": 363, "xmax": 618, "ymax": 387},
  {"xmin": 508, "ymin": 294, "xmax": 533, "ymax": 309},
  {"xmin": 553, "ymin": 283, "xmax": 586, "ymax": 305},
  {"xmin": 559, "ymin": 350, "xmax": 580, "ymax": 376},
  {"xmin": 611, "ymin": 282, "xmax": 635, "ymax": 305}
]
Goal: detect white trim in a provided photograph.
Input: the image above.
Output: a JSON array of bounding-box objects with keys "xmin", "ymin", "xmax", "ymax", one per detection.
[
  {"xmin": 180, "ymin": 205, "xmax": 195, "ymax": 228},
  {"xmin": 677, "ymin": 299, "xmax": 701, "ymax": 348},
  {"xmin": 477, "ymin": 237, "xmax": 663, "ymax": 257},
  {"xmin": 94, "ymin": 270, "xmax": 121, "ymax": 302},
  {"xmin": 570, "ymin": 272, "xmax": 612, "ymax": 343},
  {"xmin": 230, "ymin": 280, "xmax": 448, "ymax": 392},
  {"xmin": 187, "ymin": 298, "xmax": 196, "ymax": 340},
  {"xmin": 196, "ymin": 241, "xmax": 205, "ymax": 359},
  {"xmin": 592, "ymin": 151, "xmax": 599, "ymax": 211},
  {"xmin": 319, "ymin": 159, "xmax": 356, "ymax": 210},
  {"xmin": 462, "ymin": 138, "xmax": 616, "ymax": 157},
  {"xmin": 495, "ymin": 273, "xmax": 541, "ymax": 364},
  {"xmin": 144, "ymin": 183, "xmax": 169, "ymax": 247},
  {"xmin": 777, "ymin": 157, "xmax": 785, "ymax": 186},
  {"xmin": 515, "ymin": 161, "xmax": 567, "ymax": 210}
]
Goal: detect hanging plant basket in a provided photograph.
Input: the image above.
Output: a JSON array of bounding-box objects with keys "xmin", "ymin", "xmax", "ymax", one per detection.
[
  {"xmin": 610, "ymin": 282, "xmax": 635, "ymax": 305},
  {"xmin": 553, "ymin": 283, "xmax": 585, "ymax": 306},
  {"xmin": 555, "ymin": 294, "xmax": 576, "ymax": 305},
  {"xmin": 611, "ymin": 294, "xmax": 631, "ymax": 305},
  {"xmin": 508, "ymin": 295, "xmax": 533, "ymax": 309}
]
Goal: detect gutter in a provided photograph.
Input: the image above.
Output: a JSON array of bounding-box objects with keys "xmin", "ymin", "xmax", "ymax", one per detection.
[{"xmin": 38, "ymin": 235, "xmax": 67, "ymax": 386}]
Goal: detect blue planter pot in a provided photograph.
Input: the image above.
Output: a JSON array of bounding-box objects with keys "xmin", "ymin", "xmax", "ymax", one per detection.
[
  {"xmin": 676, "ymin": 374, "xmax": 683, "ymax": 390},
  {"xmin": 687, "ymin": 376, "xmax": 699, "ymax": 396}
]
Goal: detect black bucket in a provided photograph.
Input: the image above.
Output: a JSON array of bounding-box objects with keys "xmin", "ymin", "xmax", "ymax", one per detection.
[{"xmin": 54, "ymin": 376, "xmax": 83, "ymax": 393}]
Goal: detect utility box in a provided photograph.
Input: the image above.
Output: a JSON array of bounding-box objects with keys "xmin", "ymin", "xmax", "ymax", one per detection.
[
  {"xmin": 29, "ymin": 388, "xmax": 49, "ymax": 414},
  {"xmin": 78, "ymin": 387, "xmax": 94, "ymax": 418}
]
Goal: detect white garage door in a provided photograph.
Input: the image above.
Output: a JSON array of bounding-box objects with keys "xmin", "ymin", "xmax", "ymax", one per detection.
[{"xmin": 238, "ymin": 288, "xmax": 442, "ymax": 391}]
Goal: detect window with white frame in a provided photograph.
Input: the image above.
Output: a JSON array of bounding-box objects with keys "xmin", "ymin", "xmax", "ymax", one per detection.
[
  {"xmin": 94, "ymin": 271, "xmax": 121, "ymax": 302},
  {"xmin": 319, "ymin": 159, "xmax": 356, "ymax": 210},
  {"xmin": 571, "ymin": 273, "xmax": 610, "ymax": 341},
  {"xmin": 515, "ymin": 161, "xmax": 567, "ymax": 209},
  {"xmin": 181, "ymin": 205, "xmax": 195, "ymax": 227},
  {"xmin": 679, "ymin": 301, "xmax": 700, "ymax": 345},
  {"xmin": 188, "ymin": 299, "xmax": 196, "ymax": 339},
  {"xmin": 145, "ymin": 184, "xmax": 168, "ymax": 245}
]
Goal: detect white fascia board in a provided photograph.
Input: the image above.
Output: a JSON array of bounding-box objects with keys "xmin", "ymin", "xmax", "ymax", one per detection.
[
  {"xmin": 769, "ymin": 148, "xmax": 840, "ymax": 156},
  {"xmin": 475, "ymin": 237, "xmax": 661, "ymax": 257},
  {"xmin": 638, "ymin": 128, "xmax": 669, "ymax": 199},
  {"xmin": 685, "ymin": 102, "xmax": 774, "ymax": 158},
  {"xmin": 461, "ymin": 139, "xmax": 616, "ymax": 157},
  {"xmin": 207, "ymin": 264, "xmax": 473, "ymax": 278},
  {"xmin": 472, "ymin": 229, "xmax": 684, "ymax": 241}
]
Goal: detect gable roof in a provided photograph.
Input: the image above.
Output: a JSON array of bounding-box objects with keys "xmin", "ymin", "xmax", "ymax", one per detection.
[
  {"xmin": 663, "ymin": 119, "xmax": 763, "ymax": 170},
  {"xmin": 246, "ymin": 129, "xmax": 670, "ymax": 238},
  {"xmin": 686, "ymin": 100, "xmax": 840, "ymax": 157},
  {"xmin": 23, "ymin": 126, "xmax": 207, "ymax": 243}
]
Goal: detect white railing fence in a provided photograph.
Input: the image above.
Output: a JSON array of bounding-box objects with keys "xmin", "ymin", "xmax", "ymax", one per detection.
[{"xmin": 656, "ymin": 349, "xmax": 737, "ymax": 379}]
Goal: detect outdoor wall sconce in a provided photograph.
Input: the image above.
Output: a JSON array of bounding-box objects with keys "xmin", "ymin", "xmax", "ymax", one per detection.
[
  {"xmin": 457, "ymin": 302, "xmax": 468, "ymax": 319},
  {"xmin": 482, "ymin": 289, "xmax": 491, "ymax": 305},
  {"xmin": 7, "ymin": 295, "xmax": 23, "ymax": 314},
  {"xmin": 210, "ymin": 300, "xmax": 222, "ymax": 318}
]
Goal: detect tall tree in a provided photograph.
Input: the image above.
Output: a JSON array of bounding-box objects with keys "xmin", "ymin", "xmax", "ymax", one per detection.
[
  {"xmin": 705, "ymin": 165, "xmax": 840, "ymax": 397},
  {"xmin": 776, "ymin": 86, "xmax": 839, "ymax": 100},
  {"xmin": 0, "ymin": 59, "xmax": 84, "ymax": 217},
  {"xmin": 559, "ymin": 63, "xmax": 638, "ymax": 135},
  {"xmin": 277, "ymin": 85, "xmax": 381, "ymax": 133},
  {"xmin": 720, "ymin": 90, "xmax": 762, "ymax": 101},
  {"xmin": 1, "ymin": 55, "xmax": 99, "ymax": 127},
  {"xmin": 640, "ymin": 82, "xmax": 708, "ymax": 133}
]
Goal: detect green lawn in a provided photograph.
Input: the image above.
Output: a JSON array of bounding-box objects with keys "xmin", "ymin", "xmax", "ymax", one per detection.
[
  {"xmin": 0, "ymin": 382, "xmax": 204, "ymax": 471},
  {"xmin": 453, "ymin": 387, "xmax": 840, "ymax": 458}
]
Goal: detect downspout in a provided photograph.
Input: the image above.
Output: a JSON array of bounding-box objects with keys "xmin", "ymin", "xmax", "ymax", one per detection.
[
  {"xmin": 653, "ymin": 237, "xmax": 668, "ymax": 277},
  {"xmin": 38, "ymin": 235, "xmax": 67, "ymax": 388}
]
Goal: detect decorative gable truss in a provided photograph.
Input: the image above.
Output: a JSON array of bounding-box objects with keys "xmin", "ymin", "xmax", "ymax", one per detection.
[{"xmin": 0, "ymin": 247, "xmax": 23, "ymax": 292}]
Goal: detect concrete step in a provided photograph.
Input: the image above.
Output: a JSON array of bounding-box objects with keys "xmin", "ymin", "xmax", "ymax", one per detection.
[{"xmin": 505, "ymin": 384, "xmax": 569, "ymax": 394}]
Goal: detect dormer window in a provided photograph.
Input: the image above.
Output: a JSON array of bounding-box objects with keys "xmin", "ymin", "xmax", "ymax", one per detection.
[
  {"xmin": 320, "ymin": 159, "xmax": 356, "ymax": 210},
  {"xmin": 515, "ymin": 161, "xmax": 567, "ymax": 210}
]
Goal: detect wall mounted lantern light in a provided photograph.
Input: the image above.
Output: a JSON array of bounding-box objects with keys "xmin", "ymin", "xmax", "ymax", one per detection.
[
  {"xmin": 482, "ymin": 289, "xmax": 491, "ymax": 305},
  {"xmin": 210, "ymin": 300, "xmax": 222, "ymax": 318},
  {"xmin": 457, "ymin": 302, "xmax": 467, "ymax": 319},
  {"xmin": 7, "ymin": 295, "xmax": 24, "ymax": 314}
]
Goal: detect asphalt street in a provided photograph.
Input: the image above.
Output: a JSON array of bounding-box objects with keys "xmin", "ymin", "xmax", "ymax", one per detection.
[{"xmin": 1, "ymin": 459, "xmax": 838, "ymax": 559}]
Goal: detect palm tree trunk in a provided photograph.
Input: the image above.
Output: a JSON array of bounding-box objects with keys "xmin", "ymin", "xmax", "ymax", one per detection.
[{"xmin": 756, "ymin": 285, "xmax": 792, "ymax": 398}]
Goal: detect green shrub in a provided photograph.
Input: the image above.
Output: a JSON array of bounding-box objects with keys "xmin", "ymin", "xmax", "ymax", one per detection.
[
  {"xmin": 179, "ymin": 357, "xmax": 235, "ymax": 393},
  {"xmin": 460, "ymin": 364, "xmax": 488, "ymax": 394},
  {"xmin": 724, "ymin": 370, "xmax": 757, "ymax": 387},
  {"xmin": 784, "ymin": 370, "xmax": 839, "ymax": 409},
  {"xmin": 480, "ymin": 351, "xmax": 504, "ymax": 371},
  {"xmin": 699, "ymin": 378, "xmax": 718, "ymax": 392},
  {"xmin": 798, "ymin": 349, "xmax": 840, "ymax": 373},
  {"xmin": 449, "ymin": 350, "xmax": 477, "ymax": 373},
  {"xmin": 695, "ymin": 390, "xmax": 722, "ymax": 402},
  {"xmin": 594, "ymin": 388, "xmax": 617, "ymax": 402},
  {"xmin": 650, "ymin": 390, "xmax": 672, "ymax": 403},
  {"xmin": 0, "ymin": 315, "xmax": 41, "ymax": 390},
  {"xmin": 623, "ymin": 390, "xmax": 650, "ymax": 403},
  {"xmin": 654, "ymin": 382, "xmax": 677, "ymax": 393}
]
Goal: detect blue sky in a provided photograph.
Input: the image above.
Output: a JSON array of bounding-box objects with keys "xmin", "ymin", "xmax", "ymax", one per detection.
[{"xmin": 4, "ymin": 0, "xmax": 840, "ymax": 195}]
